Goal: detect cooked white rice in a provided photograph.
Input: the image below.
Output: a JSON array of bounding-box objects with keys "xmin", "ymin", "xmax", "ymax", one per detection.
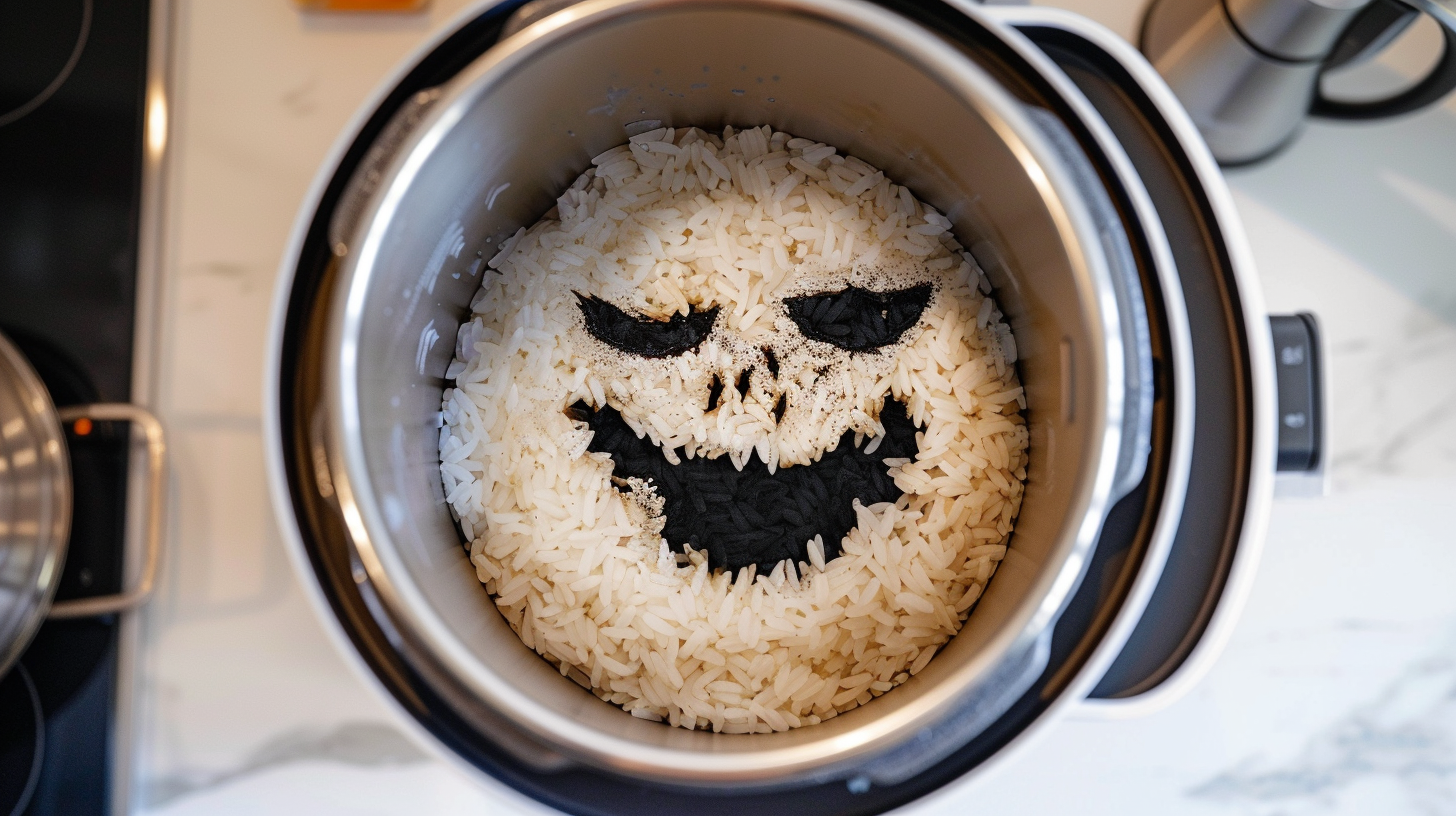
[{"xmin": 439, "ymin": 125, "xmax": 1028, "ymax": 733}]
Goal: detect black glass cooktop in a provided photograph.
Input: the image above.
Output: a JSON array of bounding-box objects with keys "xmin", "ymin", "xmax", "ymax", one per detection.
[{"xmin": 0, "ymin": 0, "xmax": 153, "ymax": 813}]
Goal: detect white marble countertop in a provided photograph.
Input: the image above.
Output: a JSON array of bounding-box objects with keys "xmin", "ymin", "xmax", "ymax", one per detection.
[{"xmin": 131, "ymin": 1, "xmax": 1456, "ymax": 813}]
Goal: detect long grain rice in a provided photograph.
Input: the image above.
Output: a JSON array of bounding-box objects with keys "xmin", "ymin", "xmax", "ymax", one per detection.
[{"xmin": 440, "ymin": 125, "xmax": 1028, "ymax": 733}]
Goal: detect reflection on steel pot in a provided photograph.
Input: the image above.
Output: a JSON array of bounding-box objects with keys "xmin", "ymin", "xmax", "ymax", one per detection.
[{"xmin": 0, "ymin": 332, "xmax": 70, "ymax": 677}]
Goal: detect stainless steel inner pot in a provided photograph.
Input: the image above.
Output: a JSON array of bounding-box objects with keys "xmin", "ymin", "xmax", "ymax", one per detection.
[{"xmin": 316, "ymin": 0, "xmax": 1145, "ymax": 788}]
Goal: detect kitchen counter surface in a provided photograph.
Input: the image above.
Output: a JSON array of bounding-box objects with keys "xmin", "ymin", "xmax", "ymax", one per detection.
[{"xmin": 132, "ymin": 1, "xmax": 1456, "ymax": 813}]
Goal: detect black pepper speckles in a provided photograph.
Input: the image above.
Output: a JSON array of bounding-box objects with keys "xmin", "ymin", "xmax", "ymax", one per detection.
[{"xmin": 577, "ymin": 399, "xmax": 921, "ymax": 574}]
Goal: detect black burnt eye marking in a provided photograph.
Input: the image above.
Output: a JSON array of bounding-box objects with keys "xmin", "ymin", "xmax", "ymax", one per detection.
[
  {"xmin": 575, "ymin": 293, "xmax": 719, "ymax": 357},
  {"xmin": 786, "ymin": 284, "xmax": 933, "ymax": 351}
]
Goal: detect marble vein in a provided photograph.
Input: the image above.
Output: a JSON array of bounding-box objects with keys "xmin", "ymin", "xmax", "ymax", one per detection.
[
  {"xmin": 143, "ymin": 721, "xmax": 428, "ymax": 809},
  {"xmin": 1190, "ymin": 635, "xmax": 1456, "ymax": 813}
]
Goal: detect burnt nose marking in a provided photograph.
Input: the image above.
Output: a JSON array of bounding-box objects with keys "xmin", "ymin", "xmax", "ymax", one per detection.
[
  {"xmin": 706, "ymin": 374, "xmax": 726, "ymax": 412},
  {"xmin": 732, "ymin": 349, "xmax": 780, "ymax": 408},
  {"xmin": 733, "ymin": 369, "xmax": 752, "ymax": 402}
]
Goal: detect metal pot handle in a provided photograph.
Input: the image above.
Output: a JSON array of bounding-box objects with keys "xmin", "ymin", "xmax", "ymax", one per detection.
[{"xmin": 48, "ymin": 404, "xmax": 167, "ymax": 619}]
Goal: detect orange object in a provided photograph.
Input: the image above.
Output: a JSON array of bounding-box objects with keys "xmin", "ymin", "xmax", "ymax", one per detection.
[
  {"xmin": 73, "ymin": 417, "xmax": 93, "ymax": 436},
  {"xmin": 294, "ymin": 0, "xmax": 430, "ymax": 10}
]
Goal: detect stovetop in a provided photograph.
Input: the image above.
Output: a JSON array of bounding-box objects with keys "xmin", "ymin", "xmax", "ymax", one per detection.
[{"xmin": 0, "ymin": 0, "xmax": 154, "ymax": 813}]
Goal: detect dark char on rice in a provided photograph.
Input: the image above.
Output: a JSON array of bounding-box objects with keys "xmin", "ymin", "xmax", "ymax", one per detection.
[
  {"xmin": 574, "ymin": 399, "xmax": 922, "ymax": 574},
  {"xmin": 786, "ymin": 284, "xmax": 933, "ymax": 351},
  {"xmin": 576, "ymin": 293, "xmax": 719, "ymax": 357}
]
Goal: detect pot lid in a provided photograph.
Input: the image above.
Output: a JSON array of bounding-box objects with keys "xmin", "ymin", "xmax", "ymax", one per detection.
[{"xmin": 0, "ymin": 331, "xmax": 70, "ymax": 677}]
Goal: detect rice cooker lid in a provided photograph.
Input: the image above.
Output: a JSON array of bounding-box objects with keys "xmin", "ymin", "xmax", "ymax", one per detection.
[
  {"xmin": 0, "ymin": 331, "xmax": 70, "ymax": 678},
  {"xmin": 273, "ymin": 1, "xmax": 1261, "ymax": 813}
]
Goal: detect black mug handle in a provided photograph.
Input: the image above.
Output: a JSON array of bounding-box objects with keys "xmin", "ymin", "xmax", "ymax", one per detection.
[{"xmin": 1311, "ymin": 0, "xmax": 1456, "ymax": 119}]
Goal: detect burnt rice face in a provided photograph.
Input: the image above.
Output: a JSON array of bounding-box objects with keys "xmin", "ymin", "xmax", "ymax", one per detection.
[
  {"xmin": 437, "ymin": 125, "xmax": 1030, "ymax": 733},
  {"xmin": 573, "ymin": 284, "xmax": 932, "ymax": 574}
]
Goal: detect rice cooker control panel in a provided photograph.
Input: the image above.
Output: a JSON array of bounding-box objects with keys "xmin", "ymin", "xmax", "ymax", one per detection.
[{"xmin": 1269, "ymin": 313, "xmax": 1324, "ymax": 476}]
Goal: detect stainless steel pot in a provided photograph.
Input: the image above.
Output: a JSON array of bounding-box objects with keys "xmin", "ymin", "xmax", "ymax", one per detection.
[
  {"xmin": 0, "ymin": 330, "xmax": 167, "ymax": 678},
  {"xmin": 278, "ymin": 0, "xmax": 1157, "ymax": 790}
]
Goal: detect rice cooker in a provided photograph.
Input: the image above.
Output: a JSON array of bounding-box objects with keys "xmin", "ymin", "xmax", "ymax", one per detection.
[{"xmin": 264, "ymin": 0, "xmax": 1323, "ymax": 812}]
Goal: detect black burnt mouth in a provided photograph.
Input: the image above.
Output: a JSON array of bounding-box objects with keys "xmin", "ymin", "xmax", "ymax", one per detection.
[{"xmin": 575, "ymin": 400, "xmax": 921, "ymax": 574}]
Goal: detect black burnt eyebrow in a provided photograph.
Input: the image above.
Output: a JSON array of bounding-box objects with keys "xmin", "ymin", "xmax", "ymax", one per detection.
[
  {"xmin": 786, "ymin": 284, "xmax": 932, "ymax": 351},
  {"xmin": 575, "ymin": 293, "xmax": 719, "ymax": 357}
]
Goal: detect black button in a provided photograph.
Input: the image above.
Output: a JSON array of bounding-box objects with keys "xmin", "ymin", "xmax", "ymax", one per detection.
[{"xmin": 1269, "ymin": 314, "xmax": 1323, "ymax": 472}]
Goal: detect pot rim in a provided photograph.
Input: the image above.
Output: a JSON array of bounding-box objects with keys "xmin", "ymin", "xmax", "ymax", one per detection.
[{"xmin": 300, "ymin": 0, "xmax": 1129, "ymax": 787}]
